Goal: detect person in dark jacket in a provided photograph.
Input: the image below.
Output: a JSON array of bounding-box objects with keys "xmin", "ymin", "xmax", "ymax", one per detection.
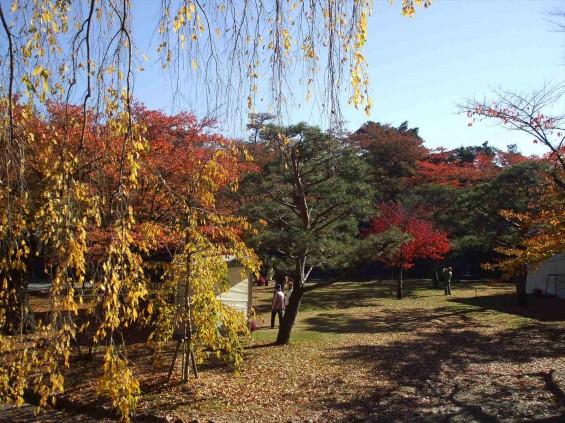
[{"xmin": 444, "ymin": 267, "xmax": 453, "ymax": 295}]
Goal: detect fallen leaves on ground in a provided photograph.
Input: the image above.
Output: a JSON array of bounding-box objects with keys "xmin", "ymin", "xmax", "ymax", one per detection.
[{"xmin": 2, "ymin": 280, "xmax": 564, "ymax": 422}]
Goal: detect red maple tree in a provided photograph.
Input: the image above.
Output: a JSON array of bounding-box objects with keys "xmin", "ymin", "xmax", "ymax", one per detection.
[
  {"xmin": 410, "ymin": 149, "xmax": 503, "ymax": 188},
  {"xmin": 364, "ymin": 202, "xmax": 450, "ymax": 298}
]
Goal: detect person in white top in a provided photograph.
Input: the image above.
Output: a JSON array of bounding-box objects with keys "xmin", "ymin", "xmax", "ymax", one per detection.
[{"xmin": 271, "ymin": 284, "xmax": 285, "ymax": 328}]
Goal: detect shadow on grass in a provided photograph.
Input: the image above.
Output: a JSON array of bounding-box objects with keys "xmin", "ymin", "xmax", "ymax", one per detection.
[
  {"xmin": 300, "ymin": 280, "xmax": 563, "ymax": 333},
  {"xmin": 449, "ymin": 294, "xmax": 565, "ymax": 322},
  {"xmin": 301, "ymin": 306, "xmax": 483, "ymax": 335},
  {"xmin": 307, "ymin": 294, "xmax": 565, "ymax": 422},
  {"xmin": 322, "ymin": 321, "xmax": 565, "ymax": 422},
  {"xmin": 301, "ymin": 279, "xmax": 436, "ymax": 311},
  {"xmin": 301, "ymin": 278, "xmax": 513, "ymax": 309},
  {"xmin": 245, "ymin": 341, "xmax": 277, "ymax": 350},
  {"xmin": 302, "ymin": 294, "xmax": 564, "ymax": 336},
  {"xmin": 252, "ymin": 286, "xmax": 278, "ymax": 315}
]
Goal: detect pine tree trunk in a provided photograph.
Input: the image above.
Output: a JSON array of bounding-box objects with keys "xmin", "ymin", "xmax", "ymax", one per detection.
[
  {"xmin": 274, "ymin": 268, "xmax": 286, "ymax": 287},
  {"xmin": 276, "ymin": 282, "xmax": 303, "ymax": 345},
  {"xmin": 397, "ymin": 267, "xmax": 403, "ymax": 299}
]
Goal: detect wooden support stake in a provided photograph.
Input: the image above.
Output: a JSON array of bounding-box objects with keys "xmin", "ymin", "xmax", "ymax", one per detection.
[
  {"xmin": 182, "ymin": 340, "xmax": 188, "ymax": 382},
  {"xmin": 167, "ymin": 339, "xmax": 182, "ymax": 383},
  {"xmin": 190, "ymin": 349, "xmax": 198, "ymax": 379}
]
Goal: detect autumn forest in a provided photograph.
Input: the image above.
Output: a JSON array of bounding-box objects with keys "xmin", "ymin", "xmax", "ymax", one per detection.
[{"xmin": 1, "ymin": 1, "xmax": 564, "ymax": 422}]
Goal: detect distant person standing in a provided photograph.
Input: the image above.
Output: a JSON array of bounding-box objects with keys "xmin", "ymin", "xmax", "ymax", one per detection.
[
  {"xmin": 267, "ymin": 266, "xmax": 274, "ymax": 285},
  {"xmin": 257, "ymin": 274, "xmax": 267, "ymax": 286},
  {"xmin": 271, "ymin": 284, "xmax": 285, "ymax": 328},
  {"xmin": 285, "ymin": 280, "xmax": 293, "ymax": 308},
  {"xmin": 444, "ymin": 267, "xmax": 453, "ymax": 295}
]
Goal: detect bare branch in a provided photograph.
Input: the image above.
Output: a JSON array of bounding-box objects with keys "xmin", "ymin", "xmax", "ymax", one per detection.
[{"xmin": 457, "ymin": 82, "xmax": 565, "ymax": 176}]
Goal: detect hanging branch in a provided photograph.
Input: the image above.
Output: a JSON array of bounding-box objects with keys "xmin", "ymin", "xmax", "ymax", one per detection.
[{"xmin": 0, "ymin": 3, "xmax": 14, "ymax": 142}]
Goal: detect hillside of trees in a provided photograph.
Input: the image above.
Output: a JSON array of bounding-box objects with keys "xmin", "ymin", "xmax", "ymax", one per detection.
[{"xmin": 1, "ymin": 1, "xmax": 563, "ymax": 420}]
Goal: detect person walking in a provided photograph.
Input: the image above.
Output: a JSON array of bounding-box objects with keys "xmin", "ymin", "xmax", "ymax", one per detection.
[
  {"xmin": 444, "ymin": 267, "xmax": 453, "ymax": 295},
  {"xmin": 271, "ymin": 284, "xmax": 285, "ymax": 328}
]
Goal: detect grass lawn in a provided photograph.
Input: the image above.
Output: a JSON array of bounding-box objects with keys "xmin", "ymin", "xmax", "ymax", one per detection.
[{"xmin": 2, "ymin": 278, "xmax": 564, "ymax": 422}]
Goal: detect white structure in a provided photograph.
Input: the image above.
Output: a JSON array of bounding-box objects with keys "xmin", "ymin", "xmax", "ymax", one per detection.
[
  {"xmin": 173, "ymin": 256, "xmax": 252, "ymax": 339},
  {"xmin": 526, "ymin": 253, "xmax": 565, "ymax": 298},
  {"xmin": 175, "ymin": 255, "xmax": 252, "ymax": 315},
  {"xmin": 216, "ymin": 257, "xmax": 252, "ymax": 315}
]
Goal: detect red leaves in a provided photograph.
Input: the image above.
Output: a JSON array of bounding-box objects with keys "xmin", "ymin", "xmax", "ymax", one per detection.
[
  {"xmin": 409, "ymin": 147, "xmax": 530, "ymax": 188},
  {"xmin": 364, "ymin": 202, "xmax": 450, "ymax": 269},
  {"xmin": 20, "ymin": 101, "xmax": 256, "ymax": 261}
]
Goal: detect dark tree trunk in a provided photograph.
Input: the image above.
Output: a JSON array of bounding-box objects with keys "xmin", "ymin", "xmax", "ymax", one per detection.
[
  {"xmin": 274, "ymin": 268, "xmax": 286, "ymax": 287},
  {"xmin": 397, "ymin": 267, "xmax": 403, "ymax": 299},
  {"xmin": 276, "ymin": 255, "xmax": 308, "ymax": 344},
  {"xmin": 432, "ymin": 264, "xmax": 440, "ymax": 289},
  {"xmin": 276, "ymin": 282, "xmax": 303, "ymax": 345},
  {"xmin": 515, "ymin": 272, "xmax": 528, "ymax": 306},
  {"xmin": 1, "ymin": 234, "xmax": 38, "ymax": 335}
]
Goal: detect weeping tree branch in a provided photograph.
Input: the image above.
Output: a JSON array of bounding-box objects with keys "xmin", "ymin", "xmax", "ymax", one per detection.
[{"xmin": 0, "ymin": 3, "xmax": 14, "ymax": 142}]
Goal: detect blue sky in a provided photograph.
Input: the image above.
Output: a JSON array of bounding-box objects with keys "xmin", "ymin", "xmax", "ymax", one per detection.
[
  {"xmin": 132, "ymin": 0, "xmax": 564, "ymax": 156},
  {"xmin": 342, "ymin": 0, "xmax": 565, "ymax": 156},
  {"xmin": 0, "ymin": 1, "xmax": 562, "ymax": 154}
]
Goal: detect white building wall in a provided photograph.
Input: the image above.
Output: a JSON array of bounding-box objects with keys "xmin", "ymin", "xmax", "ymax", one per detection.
[{"xmin": 526, "ymin": 253, "xmax": 565, "ymax": 298}]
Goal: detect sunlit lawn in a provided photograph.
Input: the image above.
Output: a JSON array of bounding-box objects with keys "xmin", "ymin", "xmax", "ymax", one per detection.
[
  {"xmin": 235, "ymin": 279, "xmax": 564, "ymax": 422},
  {"xmin": 3, "ymin": 278, "xmax": 564, "ymax": 422},
  {"xmin": 251, "ymin": 278, "xmax": 553, "ymax": 344}
]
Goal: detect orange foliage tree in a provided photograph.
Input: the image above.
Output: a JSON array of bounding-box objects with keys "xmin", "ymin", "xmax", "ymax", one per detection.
[
  {"xmin": 0, "ymin": 101, "xmax": 258, "ymax": 419},
  {"xmin": 458, "ymin": 83, "xmax": 564, "ymax": 304},
  {"xmin": 352, "ymin": 121, "xmax": 428, "ymax": 200}
]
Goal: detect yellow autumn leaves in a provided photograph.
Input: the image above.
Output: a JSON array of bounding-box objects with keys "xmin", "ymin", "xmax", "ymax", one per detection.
[
  {"xmin": 0, "ymin": 1, "xmax": 432, "ymax": 421},
  {"xmin": 155, "ymin": 0, "xmax": 429, "ymax": 115}
]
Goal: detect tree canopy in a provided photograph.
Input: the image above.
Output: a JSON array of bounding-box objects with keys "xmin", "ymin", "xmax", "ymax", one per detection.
[
  {"xmin": 240, "ymin": 122, "xmax": 374, "ymax": 344},
  {"xmin": 353, "ymin": 121, "xmax": 427, "ymax": 200},
  {"xmin": 0, "ymin": 102, "xmax": 258, "ymax": 419},
  {"xmin": 363, "ymin": 202, "xmax": 450, "ymax": 298}
]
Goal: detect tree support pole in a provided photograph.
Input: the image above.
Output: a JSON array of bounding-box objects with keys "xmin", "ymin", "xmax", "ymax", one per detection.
[{"xmin": 167, "ymin": 339, "xmax": 182, "ymax": 383}]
